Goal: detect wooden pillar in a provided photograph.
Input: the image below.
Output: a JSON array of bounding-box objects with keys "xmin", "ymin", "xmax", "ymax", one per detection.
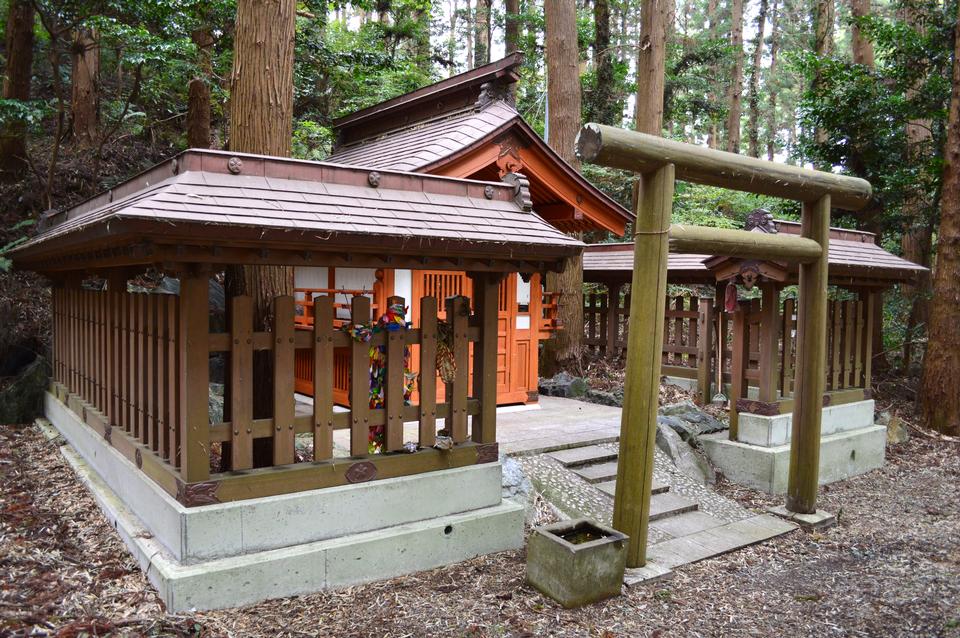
[
  {"xmin": 697, "ymin": 298, "xmax": 714, "ymax": 404},
  {"xmin": 758, "ymin": 282, "xmax": 781, "ymax": 402},
  {"xmin": 606, "ymin": 282, "xmax": 622, "ymax": 359},
  {"xmin": 178, "ymin": 272, "xmax": 210, "ymax": 483},
  {"xmin": 786, "ymin": 195, "xmax": 830, "ymax": 514},
  {"xmin": 469, "ymin": 272, "xmax": 501, "ymax": 444},
  {"xmin": 729, "ymin": 306, "xmax": 748, "ymax": 440},
  {"xmin": 613, "ymin": 163, "xmax": 674, "ymax": 568}
]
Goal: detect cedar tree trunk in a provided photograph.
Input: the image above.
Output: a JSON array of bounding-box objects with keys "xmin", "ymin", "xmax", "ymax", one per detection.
[
  {"xmin": 227, "ymin": 0, "xmax": 296, "ymax": 458},
  {"xmin": 850, "ymin": 0, "xmax": 874, "ymax": 67},
  {"xmin": 919, "ymin": 0, "xmax": 960, "ymax": 435},
  {"xmin": 0, "ymin": 0, "xmax": 35, "ymax": 181},
  {"xmin": 542, "ymin": 0, "xmax": 584, "ymax": 374},
  {"xmin": 71, "ymin": 27, "xmax": 99, "ymax": 147},
  {"xmin": 747, "ymin": 0, "xmax": 768, "ymax": 158},
  {"xmin": 725, "ymin": 0, "xmax": 744, "ymax": 153},
  {"xmin": 187, "ymin": 28, "xmax": 214, "ymax": 149}
]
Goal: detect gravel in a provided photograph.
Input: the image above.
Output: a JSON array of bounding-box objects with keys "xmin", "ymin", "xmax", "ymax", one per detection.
[{"xmin": 1, "ymin": 421, "xmax": 958, "ymax": 637}]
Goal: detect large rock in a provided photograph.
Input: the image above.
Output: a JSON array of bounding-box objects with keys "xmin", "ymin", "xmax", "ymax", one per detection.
[
  {"xmin": 0, "ymin": 357, "xmax": 49, "ymax": 424},
  {"xmin": 501, "ymin": 454, "xmax": 535, "ymax": 524},
  {"xmin": 659, "ymin": 400, "xmax": 726, "ymax": 435},
  {"xmin": 584, "ymin": 388, "xmax": 623, "ymax": 406},
  {"xmin": 538, "ymin": 372, "xmax": 588, "ymax": 399},
  {"xmin": 655, "ymin": 421, "xmax": 716, "ymax": 485}
]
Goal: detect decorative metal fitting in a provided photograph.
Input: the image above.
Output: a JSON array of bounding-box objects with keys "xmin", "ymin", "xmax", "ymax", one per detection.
[
  {"xmin": 368, "ymin": 171, "xmax": 381, "ymax": 187},
  {"xmin": 484, "ymin": 185, "xmax": 495, "ymax": 199},
  {"xmin": 227, "ymin": 156, "xmax": 243, "ymax": 174}
]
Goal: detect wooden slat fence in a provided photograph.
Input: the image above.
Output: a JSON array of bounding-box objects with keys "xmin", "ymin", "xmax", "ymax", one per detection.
[{"xmin": 51, "ymin": 285, "xmax": 181, "ymax": 469}]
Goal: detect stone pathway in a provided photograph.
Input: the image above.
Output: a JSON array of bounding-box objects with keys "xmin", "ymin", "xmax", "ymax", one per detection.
[{"xmin": 506, "ymin": 400, "xmax": 796, "ymax": 584}]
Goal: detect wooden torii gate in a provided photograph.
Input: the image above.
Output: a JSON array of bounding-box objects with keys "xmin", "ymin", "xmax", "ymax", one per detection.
[{"xmin": 576, "ymin": 124, "xmax": 873, "ymax": 567}]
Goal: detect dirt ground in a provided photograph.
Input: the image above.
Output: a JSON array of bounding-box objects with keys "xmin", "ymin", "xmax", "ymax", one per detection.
[{"xmin": 2, "ymin": 419, "xmax": 958, "ymax": 638}]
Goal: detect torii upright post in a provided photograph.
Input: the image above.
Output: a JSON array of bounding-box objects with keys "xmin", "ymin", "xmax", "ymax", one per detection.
[
  {"xmin": 613, "ymin": 163, "xmax": 675, "ymax": 567},
  {"xmin": 786, "ymin": 195, "xmax": 831, "ymax": 513}
]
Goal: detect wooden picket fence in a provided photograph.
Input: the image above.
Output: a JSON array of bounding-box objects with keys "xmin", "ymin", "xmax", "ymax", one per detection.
[
  {"xmin": 208, "ymin": 293, "xmax": 481, "ymax": 468},
  {"xmin": 49, "ymin": 272, "xmax": 503, "ymax": 505},
  {"xmin": 52, "ymin": 287, "xmax": 182, "ymax": 468}
]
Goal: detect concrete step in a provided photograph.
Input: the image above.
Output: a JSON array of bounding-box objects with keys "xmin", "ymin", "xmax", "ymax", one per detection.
[
  {"xmin": 547, "ymin": 445, "xmax": 619, "ymax": 468},
  {"xmin": 649, "ymin": 492, "xmax": 699, "ymax": 521},
  {"xmin": 572, "ymin": 461, "xmax": 620, "ymax": 483},
  {"xmin": 596, "ymin": 479, "xmax": 669, "ymax": 497}
]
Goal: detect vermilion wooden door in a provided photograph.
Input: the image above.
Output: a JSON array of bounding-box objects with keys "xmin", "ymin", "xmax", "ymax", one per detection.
[{"xmin": 410, "ymin": 270, "xmax": 530, "ymax": 405}]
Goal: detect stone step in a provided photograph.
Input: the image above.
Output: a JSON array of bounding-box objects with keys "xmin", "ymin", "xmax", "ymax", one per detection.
[
  {"xmin": 547, "ymin": 445, "xmax": 619, "ymax": 468},
  {"xmin": 649, "ymin": 492, "xmax": 699, "ymax": 521},
  {"xmin": 572, "ymin": 461, "xmax": 620, "ymax": 483},
  {"xmin": 643, "ymin": 514, "xmax": 796, "ymax": 571},
  {"xmin": 596, "ymin": 480, "xmax": 669, "ymax": 497}
]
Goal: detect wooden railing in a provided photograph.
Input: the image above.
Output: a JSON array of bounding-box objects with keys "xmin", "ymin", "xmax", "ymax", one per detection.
[
  {"xmin": 293, "ymin": 287, "xmax": 378, "ymax": 328},
  {"xmin": 48, "ymin": 272, "xmax": 504, "ymax": 507},
  {"xmin": 539, "ymin": 291, "xmax": 562, "ymax": 335},
  {"xmin": 584, "ymin": 284, "xmax": 876, "ymax": 413}
]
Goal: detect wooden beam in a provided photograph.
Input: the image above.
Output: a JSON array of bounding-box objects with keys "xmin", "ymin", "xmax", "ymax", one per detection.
[
  {"xmin": 668, "ymin": 225, "xmax": 822, "ymax": 263},
  {"xmin": 613, "ymin": 163, "xmax": 674, "ymax": 568},
  {"xmin": 576, "ymin": 123, "xmax": 872, "ymax": 210},
  {"xmin": 786, "ymin": 195, "xmax": 831, "ymax": 514},
  {"xmin": 606, "ymin": 282, "xmax": 622, "ymax": 360}
]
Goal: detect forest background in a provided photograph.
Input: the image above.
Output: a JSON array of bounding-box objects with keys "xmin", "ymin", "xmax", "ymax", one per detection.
[{"xmin": 0, "ymin": 0, "xmax": 957, "ymax": 432}]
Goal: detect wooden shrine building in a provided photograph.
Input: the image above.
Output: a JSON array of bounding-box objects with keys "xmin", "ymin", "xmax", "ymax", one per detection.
[
  {"xmin": 294, "ymin": 53, "xmax": 632, "ymax": 406},
  {"xmin": 581, "ymin": 211, "xmax": 926, "ymax": 426},
  {"xmin": 11, "ymin": 149, "xmax": 583, "ymax": 610}
]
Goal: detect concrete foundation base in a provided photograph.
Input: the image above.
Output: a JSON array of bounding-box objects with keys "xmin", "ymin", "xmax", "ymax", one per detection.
[
  {"xmin": 701, "ymin": 424, "xmax": 886, "ymax": 494},
  {"xmin": 43, "ymin": 393, "xmax": 525, "ymax": 611},
  {"xmin": 768, "ymin": 505, "xmax": 837, "ymax": 530},
  {"xmin": 738, "ymin": 400, "xmax": 875, "ymax": 447}
]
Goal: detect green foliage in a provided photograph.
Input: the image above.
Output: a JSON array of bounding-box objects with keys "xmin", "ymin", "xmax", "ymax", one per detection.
[
  {"xmin": 795, "ymin": 0, "xmax": 955, "ymax": 237},
  {"xmin": 0, "ymin": 99, "xmax": 51, "ymax": 132},
  {"xmin": 0, "ymin": 219, "xmax": 35, "ymax": 272}
]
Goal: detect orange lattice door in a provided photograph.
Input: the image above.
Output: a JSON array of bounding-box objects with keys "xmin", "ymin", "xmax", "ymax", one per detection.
[{"xmin": 410, "ymin": 270, "xmax": 532, "ymax": 405}]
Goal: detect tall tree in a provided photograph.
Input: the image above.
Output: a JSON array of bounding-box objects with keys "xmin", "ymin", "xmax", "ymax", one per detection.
[
  {"xmin": 0, "ymin": 0, "xmax": 35, "ymax": 181},
  {"xmin": 747, "ymin": 0, "xmax": 769, "ymax": 157},
  {"xmin": 589, "ymin": 0, "xmax": 619, "ymax": 125},
  {"xmin": 920, "ymin": 0, "xmax": 960, "ymax": 435},
  {"xmin": 725, "ymin": 0, "xmax": 744, "ymax": 153},
  {"xmin": 504, "ymin": 0, "xmax": 520, "ymax": 54},
  {"xmin": 187, "ymin": 28, "xmax": 214, "ymax": 149},
  {"xmin": 900, "ymin": 3, "xmax": 935, "ymax": 372},
  {"xmin": 227, "ymin": 0, "xmax": 297, "ymax": 442},
  {"xmin": 766, "ymin": 0, "xmax": 780, "ymax": 160},
  {"xmin": 635, "ymin": 0, "xmax": 669, "ymax": 134},
  {"xmin": 850, "ymin": 0, "xmax": 874, "ymax": 67},
  {"xmin": 542, "ymin": 0, "xmax": 584, "ymax": 373},
  {"xmin": 812, "ymin": 0, "xmax": 834, "ymax": 163},
  {"xmin": 474, "ymin": 0, "xmax": 491, "ymax": 66},
  {"xmin": 706, "ymin": 0, "xmax": 719, "ymax": 148},
  {"xmin": 71, "ymin": 27, "xmax": 100, "ymax": 146}
]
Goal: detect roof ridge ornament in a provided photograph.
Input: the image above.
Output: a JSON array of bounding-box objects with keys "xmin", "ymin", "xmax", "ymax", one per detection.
[
  {"xmin": 502, "ymin": 172, "xmax": 532, "ymax": 211},
  {"xmin": 476, "ymin": 80, "xmax": 515, "ymax": 108},
  {"xmin": 745, "ymin": 208, "xmax": 778, "ymax": 233}
]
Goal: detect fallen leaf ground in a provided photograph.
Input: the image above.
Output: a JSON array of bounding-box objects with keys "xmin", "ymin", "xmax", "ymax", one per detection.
[{"xmin": 1, "ymin": 420, "xmax": 958, "ymax": 637}]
